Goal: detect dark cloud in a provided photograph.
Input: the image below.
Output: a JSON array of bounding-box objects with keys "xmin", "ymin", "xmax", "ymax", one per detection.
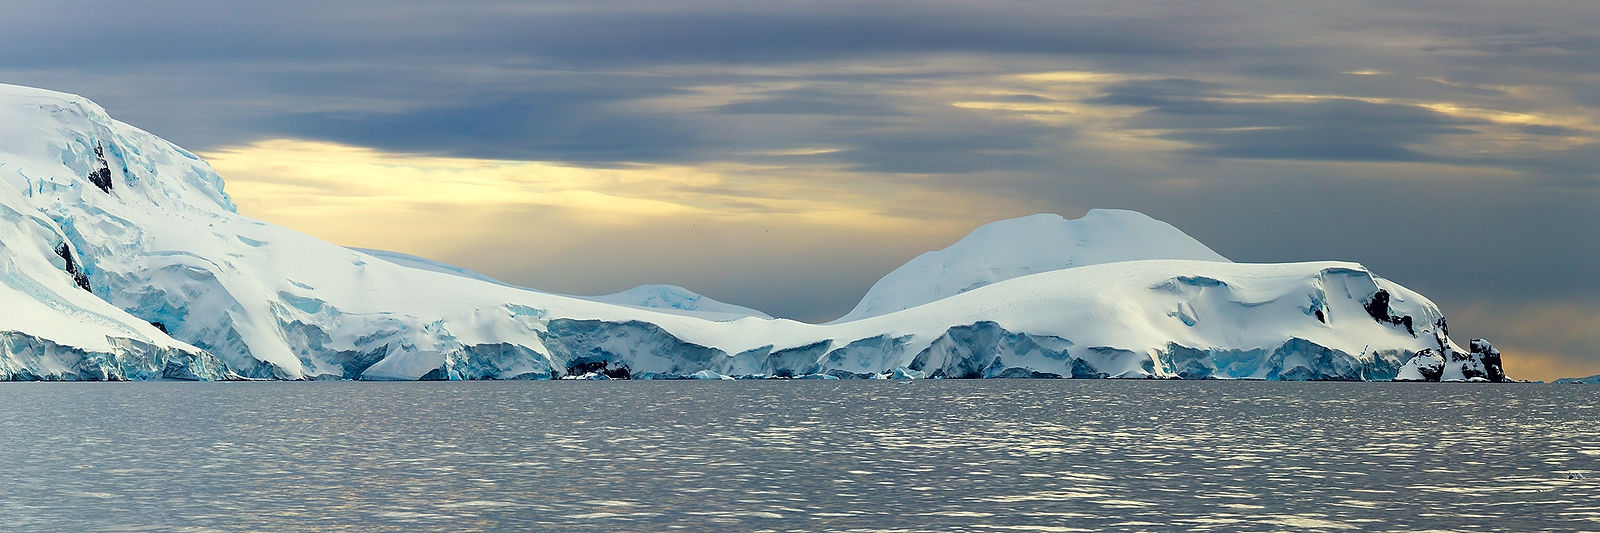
[
  {"xmin": 0, "ymin": 1, "xmax": 1217, "ymax": 69},
  {"xmin": 713, "ymin": 87, "xmax": 903, "ymax": 116},
  {"xmin": 1474, "ymin": 144, "xmax": 1600, "ymax": 188},
  {"xmin": 270, "ymin": 92, "xmax": 700, "ymax": 163},
  {"xmin": 1092, "ymin": 79, "xmax": 1484, "ymax": 162}
]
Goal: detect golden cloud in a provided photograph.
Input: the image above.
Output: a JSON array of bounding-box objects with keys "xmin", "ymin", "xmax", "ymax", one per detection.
[{"xmin": 199, "ymin": 139, "xmax": 1028, "ymax": 294}]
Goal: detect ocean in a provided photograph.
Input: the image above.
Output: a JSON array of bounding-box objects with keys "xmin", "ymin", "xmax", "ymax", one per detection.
[{"xmin": 1, "ymin": 380, "xmax": 1594, "ymax": 531}]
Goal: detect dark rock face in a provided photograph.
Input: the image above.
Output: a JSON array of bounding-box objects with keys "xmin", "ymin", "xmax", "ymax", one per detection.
[
  {"xmin": 1395, "ymin": 339, "xmax": 1507, "ymax": 382},
  {"xmin": 53, "ymin": 242, "xmax": 92, "ymax": 292},
  {"xmin": 88, "ymin": 143, "xmax": 113, "ymax": 193},
  {"xmin": 1449, "ymin": 345, "xmax": 1487, "ymax": 380},
  {"xmin": 1363, "ymin": 290, "xmax": 1415, "ymax": 336},
  {"xmin": 1471, "ymin": 339, "xmax": 1505, "ymax": 383},
  {"xmin": 567, "ymin": 359, "xmax": 631, "ymax": 379},
  {"xmin": 1402, "ymin": 349, "xmax": 1446, "ymax": 381},
  {"xmin": 1363, "ymin": 290, "xmax": 1390, "ymax": 322}
]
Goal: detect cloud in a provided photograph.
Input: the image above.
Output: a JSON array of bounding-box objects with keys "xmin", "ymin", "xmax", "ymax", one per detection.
[
  {"xmin": 1448, "ymin": 300, "xmax": 1600, "ymax": 381},
  {"xmin": 1086, "ymin": 79, "xmax": 1485, "ymax": 162},
  {"xmin": 712, "ymin": 86, "xmax": 904, "ymax": 116},
  {"xmin": 2, "ymin": 0, "xmax": 1596, "ymax": 351},
  {"xmin": 201, "ymin": 139, "xmax": 1023, "ymax": 320},
  {"xmin": 268, "ymin": 92, "xmax": 701, "ymax": 163}
]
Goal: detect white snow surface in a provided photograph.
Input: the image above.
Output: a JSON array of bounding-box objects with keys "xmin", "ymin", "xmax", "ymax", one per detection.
[
  {"xmin": 584, "ymin": 284, "xmax": 773, "ymax": 321},
  {"xmin": 834, "ymin": 210, "xmax": 1230, "ymax": 322},
  {"xmin": 352, "ymin": 248, "xmax": 518, "ymax": 288},
  {"xmin": 356, "ymin": 249, "xmax": 770, "ymax": 321},
  {"xmin": 0, "ymin": 84, "xmax": 1477, "ymax": 381}
]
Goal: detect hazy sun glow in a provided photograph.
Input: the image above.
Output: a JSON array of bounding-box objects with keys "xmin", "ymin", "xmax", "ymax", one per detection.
[{"xmin": 201, "ymin": 139, "xmax": 1020, "ymax": 311}]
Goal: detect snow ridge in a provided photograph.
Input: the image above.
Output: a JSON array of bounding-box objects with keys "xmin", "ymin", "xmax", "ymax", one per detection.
[{"xmin": 585, "ymin": 284, "xmax": 773, "ymax": 321}]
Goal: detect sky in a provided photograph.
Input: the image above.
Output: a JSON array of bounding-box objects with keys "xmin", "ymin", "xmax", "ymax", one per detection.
[{"xmin": 2, "ymin": 1, "xmax": 1596, "ymax": 379}]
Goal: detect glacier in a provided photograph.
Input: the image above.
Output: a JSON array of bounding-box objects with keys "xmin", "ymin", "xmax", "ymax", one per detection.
[{"xmin": 0, "ymin": 83, "xmax": 1507, "ymax": 381}]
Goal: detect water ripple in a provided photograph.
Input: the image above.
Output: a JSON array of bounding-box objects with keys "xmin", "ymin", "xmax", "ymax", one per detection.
[{"xmin": 0, "ymin": 381, "xmax": 1593, "ymax": 531}]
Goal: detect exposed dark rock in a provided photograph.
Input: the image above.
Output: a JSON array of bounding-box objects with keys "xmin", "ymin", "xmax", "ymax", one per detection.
[
  {"xmin": 995, "ymin": 367, "xmax": 1061, "ymax": 378},
  {"xmin": 566, "ymin": 359, "xmax": 631, "ymax": 379},
  {"xmin": 824, "ymin": 368, "xmax": 878, "ymax": 379},
  {"xmin": 1363, "ymin": 290, "xmax": 1390, "ymax": 322},
  {"xmin": 1400, "ymin": 348, "xmax": 1446, "ymax": 381},
  {"xmin": 1363, "ymin": 290, "xmax": 1415, "ymax": 336},
  {"xmin": 53, "ymin": 242, "xmax": 91, "ymax": 292},
  {"xmin": 149, "ymin": 321, "xmax": 169, "ymax": 334},
  {"xmin": 88, "ymin": 143, "xmax": 113, "ymax": 193},
  {"xmin": 1471, "ymin": 339, "xmax": 1505, "ymax": 383}
]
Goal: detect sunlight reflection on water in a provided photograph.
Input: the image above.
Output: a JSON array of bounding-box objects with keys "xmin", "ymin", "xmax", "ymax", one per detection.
[{"xmin": 0, "ymin": 380, "xmax": 1594, "ymax": 531}]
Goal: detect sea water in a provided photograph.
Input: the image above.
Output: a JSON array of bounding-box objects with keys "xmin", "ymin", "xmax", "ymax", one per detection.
[{"xmin": 0, "ymin": 380, "xmax": 1594, "ymax": 532}]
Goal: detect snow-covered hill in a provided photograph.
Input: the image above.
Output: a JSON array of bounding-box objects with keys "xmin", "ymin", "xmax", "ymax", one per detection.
[
  {"xmin": 833, "ymin": 211, "xmax": 1230, "ymax": 322},
  {"xmin": 583, "ymin": 284, "xmax": 773, "ymax": 321},
  {"xmin": 0, "ymin": 83, "xmax": 1502, "ymax": 381},
  {"xmin": 1552, "ymin": 374, "xmax": 1600, "ymax": 384}
]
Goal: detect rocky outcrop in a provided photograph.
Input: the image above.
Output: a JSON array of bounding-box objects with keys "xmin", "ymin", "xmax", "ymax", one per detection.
[
  {"xmin": 1364, "ymin": 290, "xmax": 1415, "ymax": 336},
  {"xmin": 1396, "ymin": 338, "xmax": 1507, "ymax": 382},
  {"xmin": 87, "ymin": 143, "xmax": 113, "ymax": 193}
]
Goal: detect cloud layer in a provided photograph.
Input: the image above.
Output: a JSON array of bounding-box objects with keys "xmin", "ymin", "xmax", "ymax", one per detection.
[{"xmin": 3, "ymin": 0, "xmax": 1596, "ymax": 378}]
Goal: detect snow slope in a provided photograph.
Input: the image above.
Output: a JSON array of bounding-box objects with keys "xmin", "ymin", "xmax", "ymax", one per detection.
[
  {"xmin": 0, "ymin": 83, "xmax": 1499, "ymax": 381},
  {"xmin": 834, "ymin": 211, "xmax": 1230, "ymax": 322},
  {"xmin": 357, "ymin": 248, "xmax": 770, "ymax": 321},
  {"xmin": 584, "ymin": 284, "xmax": 773, "ymax": 321},
  {"xmin": 353, "ymin": 248, "xmax": 517, "ymax": 287}
]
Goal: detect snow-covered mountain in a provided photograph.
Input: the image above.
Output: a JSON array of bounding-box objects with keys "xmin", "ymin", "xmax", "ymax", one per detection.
[
  {"xmin": 833, "ymin": 211, "xmax": 1230, "ymax": 322},
  {"xmin": 1552, "ymin": 374, "xmax": 1600, "ymax": 384},
  {"xmin": 0, "ymin": 84, "xmax": 1504, "ymax": 381}
]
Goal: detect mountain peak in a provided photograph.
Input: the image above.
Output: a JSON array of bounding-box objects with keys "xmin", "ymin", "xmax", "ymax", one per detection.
[{"xmin": 833, "ymin": 210, "xmax": 1230, "ymax": 322}]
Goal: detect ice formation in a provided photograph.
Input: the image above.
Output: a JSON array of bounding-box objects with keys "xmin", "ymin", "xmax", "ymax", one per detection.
[{"xmin": 0, "ymin": 83, "xmax": 1506, "ymax": 381}]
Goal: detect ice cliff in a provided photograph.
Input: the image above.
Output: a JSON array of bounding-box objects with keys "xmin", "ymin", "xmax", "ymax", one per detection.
[{"xmin": 0, "ymin": 83, "xmax": 1504, "ymax": 381}]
